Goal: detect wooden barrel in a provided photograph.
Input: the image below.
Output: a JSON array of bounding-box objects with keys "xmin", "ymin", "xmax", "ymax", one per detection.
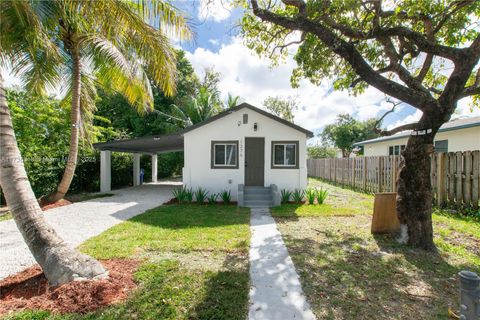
[{"xmin": 371, "ymin": 192, "xmax": 400, "ymax": 234}]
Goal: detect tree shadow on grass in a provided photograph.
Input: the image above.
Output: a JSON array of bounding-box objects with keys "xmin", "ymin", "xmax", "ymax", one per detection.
[
  {"xmin": 191, "ymin": 254, "xmax": 249, "ymax": 320},
  {"xmin": 80, "ymin": 253, "xmax": 249, "ymax": 320},
  {"xmin": 281, "ymin": 229, "xmax": 473, "ymax": 320}
]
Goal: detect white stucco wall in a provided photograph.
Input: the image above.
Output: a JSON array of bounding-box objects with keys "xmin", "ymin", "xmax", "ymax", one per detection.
[
  {"xmin": 363, "ymin": 126, "xmax": 480, "ymax": 156},
  {"xmin": 183, "ymin": 108, "xmax": 308, "ymax": 200}
]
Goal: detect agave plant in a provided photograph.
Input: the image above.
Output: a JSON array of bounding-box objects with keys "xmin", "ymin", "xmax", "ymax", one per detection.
[
  {"xmin": 305, "ymin": 188, "xmax": 316, "ymax": 205},
  {"xmin": 172, "ymin": 187, "xmax": 192, "ymax": 203},
  {"xmin": 280, "ymin": 189, "xmax": 292, "ymax": 204},
  {"xmin": 207, "ymin": 193, "xmax": 218, "ymax": 204},
  {"xmin": 292, "ymin": 189, "xmax": 305, "ymax": 203},
  {"xmin": 220, "ymin": 190, "xmax": 231, "ymax": 203},
  {"xmin": 195, "ymin": 187, "xmax": 208, "ymax": 204},
  {"xmin": 184, "ymin": 187, "xmax": 194, "ymax": 203},
  {"xmin": 316, "ymin": 188, "xmax": 329, "ymax": 204}
]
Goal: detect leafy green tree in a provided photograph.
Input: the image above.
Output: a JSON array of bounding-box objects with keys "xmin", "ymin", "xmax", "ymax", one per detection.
[
  {"xmin": 241, "ymin": 0, "xmax": 480, "ymax": 250},
  {"xmin": 40, "ymin": 0, "xmax": 191, "ymax": 202},
  {"xmin": 263, "ymin": 96, "xmax": 298, "ymax": 122},
  {"xmin": 95, "ymin": 50, "xmax": 201, "ymax": 179},
  {"xmin": 307, "ymin": 145, "xmax": 337, "ymax": 159},
  {"xmin": 0, "ymin": 1, "xmax": 106, "ymax": 285},
  {"xmin": 322, "ymin": 114, "xmax": 378, "ymax": 157}
]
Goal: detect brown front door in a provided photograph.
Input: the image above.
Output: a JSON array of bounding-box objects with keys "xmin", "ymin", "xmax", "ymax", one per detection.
[{"xmin": 245, "ymin": 137, "xmax": 264, "ymax": 186}]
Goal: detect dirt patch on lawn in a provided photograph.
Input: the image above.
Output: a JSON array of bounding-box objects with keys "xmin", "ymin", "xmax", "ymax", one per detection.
[{"xmin": 0, "ymin": 259, "xmax": 139, "ymax": 316}]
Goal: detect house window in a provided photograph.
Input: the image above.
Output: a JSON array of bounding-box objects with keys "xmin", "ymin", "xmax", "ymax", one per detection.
[
  {"xmin": 388, "ymin": 144, "xmax": 405, "ymax": 155},
  {"xmin": 271, "ymin": 141, "xmax": 299, "ymax": 169},
  {"xmin": 211, "ymin": 141, "xmax": 239, "ymax": 169},
  {"xmin": 435, "ymin": 140, "xmax": 448, "ymax": 153}
]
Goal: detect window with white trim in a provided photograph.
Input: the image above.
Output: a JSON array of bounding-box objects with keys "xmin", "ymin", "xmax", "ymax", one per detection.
[
  {"xmin": 273, "ymin": 143, "xmax": 297, "ymax": 167},
  {"xmin": 212, "ymin": 142, "xmax": 237, "ymax": 167},
  {"xmin": 388, "ymin": 144, "xmax": 405, "ymax": 156}
]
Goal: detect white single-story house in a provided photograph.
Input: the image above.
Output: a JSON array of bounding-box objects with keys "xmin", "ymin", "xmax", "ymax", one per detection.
[
  {"xmin": 353, "ymin": 116, "xmax": 480, "ymax": 157},
  {"xmin": 94, "ymin": 103, "xmax": 313, "ymax": 207}
]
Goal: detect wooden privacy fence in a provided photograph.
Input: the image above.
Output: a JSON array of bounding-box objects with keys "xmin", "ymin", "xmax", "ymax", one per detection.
[{"xmin": 307, "ymin": 150, "xmax": 480, "ymax": 208}]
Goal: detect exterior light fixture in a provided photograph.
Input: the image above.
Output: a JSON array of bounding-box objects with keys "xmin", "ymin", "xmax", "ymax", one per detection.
[{"xmin": 254, "ymin": 123, "xmax": 258, "ymax": 131}]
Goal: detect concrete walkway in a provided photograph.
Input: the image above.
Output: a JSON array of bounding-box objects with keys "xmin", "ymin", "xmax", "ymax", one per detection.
[
  {"xmin": 0, "ymin": 182, "xmax": 179, "ymax": 280},
  {"xmin": 248, "ymin": 208, "xmax": 316, "ymax": 320}
]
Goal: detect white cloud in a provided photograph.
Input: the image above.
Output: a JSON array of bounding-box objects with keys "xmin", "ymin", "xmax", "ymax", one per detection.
[
  {"xmin": 186, "ymin": 37, "xmax": 480, "ymax": 138},
  {"xmin": 186, "ymin": 37, "xmax": 407, "ymax": 134},
  {"xmin": 386, "ymin": 109, "xmax": 423, "ymax": 130},
  {"xmin": 198, "ymin": 0, "xmax": 233, "ymax": 22},
  {"xmin": 208, "ymin": 39, "xmax": 220, "ymax": 46}
]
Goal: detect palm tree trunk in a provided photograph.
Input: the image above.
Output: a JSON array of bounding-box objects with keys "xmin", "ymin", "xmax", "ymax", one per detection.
[
  {"xmin": 50, "ymin": 45, "xmax": 82, "ymax": 202},
  {"xmin": 0, "ymin": 73, "xmax": 107, "ymax": 285}
]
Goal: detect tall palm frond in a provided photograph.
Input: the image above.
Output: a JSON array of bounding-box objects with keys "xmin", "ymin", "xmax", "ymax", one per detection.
[{"xmin": 0, "ymin": 1, "xmax": 61, "ymax": 95}]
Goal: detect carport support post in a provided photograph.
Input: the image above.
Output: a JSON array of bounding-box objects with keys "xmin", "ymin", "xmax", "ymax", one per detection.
[
  {"xmin": 100, "ymin": 150, "xmax": 111, "ymax": 192},
  {"xmin": 151, "ymin": 154, "xmax": 158, "ymax": 183},
  {"xmin": 133, "ymin": 153, "xmax": 141, "ymax": 186}
]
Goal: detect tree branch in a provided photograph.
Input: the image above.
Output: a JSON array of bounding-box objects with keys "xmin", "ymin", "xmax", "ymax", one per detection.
[
  {"xmin": 374, "ymin": 98, "xmax": 402, "ymax": 129},
  {"xmin": 250, "ymin": 0, "xmax": 434, "ymax": 110},
  {"xmin": 459, "ymin": 86, "xmax": 480, "ymax": 98},
  {"xmin": 281, "ymin": 0, "xmax": 306, "ymax": 17},
  {"xmin": 439, "ymin": 34, "xmax": 480, "ymax": 108},
  {"xmin": 377, "ymin": 122, "xmax": 419, "ymax": 136}
]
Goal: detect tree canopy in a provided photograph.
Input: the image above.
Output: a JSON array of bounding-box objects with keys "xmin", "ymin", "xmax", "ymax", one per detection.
[
  {"xmin": 240, "ymin": 0, "xmax": 480, "ymax": 250},
  {"xmin": 307, "ymin": 145, "xmax": 337, "ymax": 159},
  {"xmin": 321, "ymin": 114, "xmax": 378, "ymax": 157},
  {"xmin": 263, "ymin": 96, "xmax": 298, "ymax": 122}
]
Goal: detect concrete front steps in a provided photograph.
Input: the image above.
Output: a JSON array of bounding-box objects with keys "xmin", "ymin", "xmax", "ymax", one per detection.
[{"xmin": 244, "ymin": 186, "xmax": 273, "ymax": 208}]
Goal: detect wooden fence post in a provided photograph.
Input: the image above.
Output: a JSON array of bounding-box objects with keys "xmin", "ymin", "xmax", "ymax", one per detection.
[
  {"xmin": 464, "ymin": 151, "xmax": 472, "ymax": 205},
  {"xmin": 363, "ymin": 158, "xmax": 368, "ymax": 192},
  {"xmin": 436, "ymin": 153, "xmax": 446, "ymax": 207},
  {"xmin": 378, "ymin": 157, "xmax": 383, "ymax": 193},
  {"xmin": 392, "ymin": 156, "xmax": 397, "ymax": 193},
  {"xmin": 472, "ymin": 151, "xmax": 479, "ymax": 209},
  {"xmin": 455, "ymin": 151, "xmax": 463, "ymax": 205},
  {"xmin": 352, "ymin": 158, "xmax": 356, "ymax": 188}
]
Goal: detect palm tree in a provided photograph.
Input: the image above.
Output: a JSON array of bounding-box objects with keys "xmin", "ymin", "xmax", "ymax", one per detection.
[
  {"xmin": 170, "ymin": 86, "xmax": 222, "ymax": 127},
  {"xmin": 0, "ymin": 0, "xmax": 190, "ymax": 285},
  {"xmin": 0, "ymin": 1, "xmax": 106, "ymax": 285},
  {"xmin": 226, "ymin": 93, "xmax": 241, "ymax": 108},
  {"xmin": 47, "ymin": 0, "xmax": 190, "ymax": 202}
]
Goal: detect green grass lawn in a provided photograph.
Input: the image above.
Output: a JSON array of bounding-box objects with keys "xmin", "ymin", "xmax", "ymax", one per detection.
[
  {"xmin": 6, "ymin": 204, "xmax": 251, "ymax": 320},
  {"xmin": 273, "ymin": 178, "xmax": 479, "ymax": 320},
  {"xmin": 0, "ymin": 212, "xmax": 12, "ymax": 222}
]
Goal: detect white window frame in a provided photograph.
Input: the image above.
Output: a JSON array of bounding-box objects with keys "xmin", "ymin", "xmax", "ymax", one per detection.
[
  {"xmin": 213, "ymin": 142, "xmax": 238, "ymax": 168},
  {"xmin": 272, "ymin": 143, "xmax": 297, "ymax": 167}
]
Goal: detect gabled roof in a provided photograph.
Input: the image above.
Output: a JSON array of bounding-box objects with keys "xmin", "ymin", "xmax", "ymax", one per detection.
[
  {"xmin": 353, "ymin": 116, "xmax": 480, "ymax": 146},
  {"xmin": 93, "ymin": 102, "xmax": 313, "ymax": 154},
  {"xmin": 180, "ymin": 102, "xmax": 314, "ymax": 138}
]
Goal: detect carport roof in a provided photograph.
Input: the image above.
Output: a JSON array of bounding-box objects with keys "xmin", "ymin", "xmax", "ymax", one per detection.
[{"xmin": 93, "ymin": 133, "xmax": 183, "ymax": 154}]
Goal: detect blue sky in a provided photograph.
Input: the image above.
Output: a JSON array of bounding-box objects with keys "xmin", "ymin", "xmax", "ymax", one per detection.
[
  {"xmin": 3, "ymin": 0, "xmax": 479, "ymax": 142},
  {"xmin": 171, "ymin": 0, "xmax": 479, "ymax": 141}
]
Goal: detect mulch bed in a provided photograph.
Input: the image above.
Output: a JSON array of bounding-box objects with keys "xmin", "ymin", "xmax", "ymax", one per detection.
[
  {"xmin": 40, "ymin": 199, "xmax": 73, "ymax": 211},
  {"xmin": 0, "ymin": 259, "xmax": 140, "ymax": 316}
]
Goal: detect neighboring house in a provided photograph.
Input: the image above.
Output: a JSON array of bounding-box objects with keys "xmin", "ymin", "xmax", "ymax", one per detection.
[
  {"xmin": 353, "ymin": 116, "xmax": 480, "ymax": 157},
  {"xmin": 94, "ymin": 103, "xmax": 313, "ymax": 207}
]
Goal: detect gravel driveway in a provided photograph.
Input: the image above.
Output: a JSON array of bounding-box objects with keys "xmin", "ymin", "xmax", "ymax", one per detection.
[{"xmin": 0, "ymin": 182, "xmax": 179, "ymax": 280}]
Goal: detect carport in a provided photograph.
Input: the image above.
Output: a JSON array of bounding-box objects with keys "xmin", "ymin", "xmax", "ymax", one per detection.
[{"xmin": 93, "ymin": 133, "xmax": 184, "ymax": 192}]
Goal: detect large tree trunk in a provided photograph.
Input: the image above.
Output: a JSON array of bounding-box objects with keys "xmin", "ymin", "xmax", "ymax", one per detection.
[
  {"xmin": 50, "ymin": 45, "xmax": 82, "ymax": 202},
  {"xmin": 396, "ymin": 113, "xmax": 445, "ymax": 251},
  {"xmin": 0, "ymin": 73, "xmax": 107, "ymax": 285}
]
